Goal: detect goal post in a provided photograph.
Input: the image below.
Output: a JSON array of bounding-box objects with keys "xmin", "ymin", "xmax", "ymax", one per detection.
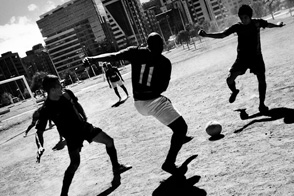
[{"xmin": 0, "ymin": 75, "xmax": 34, "ymax": 103}]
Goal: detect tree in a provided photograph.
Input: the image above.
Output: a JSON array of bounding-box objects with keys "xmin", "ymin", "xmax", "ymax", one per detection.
[
  {"xmin": 285, "ymin": 0, "xmax": 294, "ymax": 16},
  {"xmin": 263, "ymin": 0, "xmax": 281, "ymax": 20},
  {"xmin": 252, "ymin": 2, "xmax": 266, "ymax": 18},
  {"xmin": 30, "ymin": 71, "xmax": 48, "ymax": 92},
  {"xmin": 177, "ymin": 30, "xmax": 190, "ymax": 49}
]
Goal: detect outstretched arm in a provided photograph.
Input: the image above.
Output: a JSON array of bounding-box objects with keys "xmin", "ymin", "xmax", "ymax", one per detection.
[
  {"xmin": 267, "ymin": 21, "xmax": 285, "ymax": 28},
  {"xmin": 83, "ymin": 52, "xmax": 120, "ymax": 65},
  {"xmin": 198, "ymin": 29, "xmax": 230, "ymax": 39}
]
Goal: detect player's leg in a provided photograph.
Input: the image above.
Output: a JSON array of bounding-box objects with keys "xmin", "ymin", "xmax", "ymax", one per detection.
[
  {"xmin": 60, "ymin": 149, "xmax": 81, "ymax": 196},
  {"xmin": 120, "ymin": 85, "xmax": 129, "ymax": 97},
  {"xmin": 256, "ymin": 73, "xmax": 268, "ymax": 113},
  {"xmin": 162, "ymin": 116, "xmax": 188, "ymax": 174},
  {"xmin": 24, "ymin": 120, "xmax": 36, "ymax": 137},
  {"xmin": 252, "ymin": 56, "xmax": 268, "ymax": 113},
  {"xmin": 118, "ymin": 80, "xmax": 129, "ymax": 97},
  {"xmin": 136, "ymin": 96, "xmax": 192, "ymax": 174},
  {"xmin": 227, "ymin": 59, "xmax": 247, "ymax": 103},
  {"xmin": 227, "ymin": 71, "xmax": 242, "ymax": 103},
  {"xmin": 91, "ymin": 129, "xmax": 130, "ymax": 174},
  {"xmin": 112, "ymin": 82, "xmax": 121, "ymax": 101}
]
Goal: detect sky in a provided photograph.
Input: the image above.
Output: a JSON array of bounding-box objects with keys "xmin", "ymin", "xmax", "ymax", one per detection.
[{"xmin": 0, "ymin": 0, "xmax": 150, "ymax": 58}]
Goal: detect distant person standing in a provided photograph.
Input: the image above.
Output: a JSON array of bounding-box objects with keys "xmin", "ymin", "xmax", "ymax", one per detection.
[
  {"xmin": 103, "ymin": 62, "xmax": 129, "ymax": 102},
  {"xmin": 198, "ymin": 4, "xmax": 285, "ymax": 113}
]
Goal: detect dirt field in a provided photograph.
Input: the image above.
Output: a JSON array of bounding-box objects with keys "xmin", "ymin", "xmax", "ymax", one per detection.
[{"xmin": 1, "ymin": 15, "xmax": 294, "ymax": 196}]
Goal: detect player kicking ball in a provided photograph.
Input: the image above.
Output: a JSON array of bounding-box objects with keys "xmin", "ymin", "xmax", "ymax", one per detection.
[
  {"xmin": 83, "ymin": 32, "xmax": 193, "ymax": 175},
  {"xmin": 198, "ymin": 4, "xmax": 285, "ymax": 113}
]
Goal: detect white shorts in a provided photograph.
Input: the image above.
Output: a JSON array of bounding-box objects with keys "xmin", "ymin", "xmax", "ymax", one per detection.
[
  {"xmin": 111, "ymin": 80, "xmax": 123, "ymax": 88},
  {"xmin": 134, "ymin": 96, "xmax": 181, "ymax": 126}
]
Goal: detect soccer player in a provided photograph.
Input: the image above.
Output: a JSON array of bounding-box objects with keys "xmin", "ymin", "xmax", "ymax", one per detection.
[
  {"xmin": 35, "ymin": 74, "xmax": 131, "ymax": 196},
  {"xmin": 23, "ymin": 107, "xmax": 55, "ymax": 138},
  {"xmin": 83, "ymin": 32, "xmax": 193, "ymax": 175},
  {"xmin": 198, "ymin": 4, "xmax": 285, "ymax": 113},
  {"xmin": 103, "ymin": 62, "xmax": 129, "ymax": 102}
]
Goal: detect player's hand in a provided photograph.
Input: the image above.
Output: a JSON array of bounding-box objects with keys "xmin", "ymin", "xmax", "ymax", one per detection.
[
  {"xmin": 36, "ymin": 147, "xmax": 45, "ymax": 163},
  {"xmin": 277, "ymin": 21, "xmax": 285, "ymax": 27},
  {"xmin": 198, "ymin": 29, "xmax": 206, "ymax": 37}
]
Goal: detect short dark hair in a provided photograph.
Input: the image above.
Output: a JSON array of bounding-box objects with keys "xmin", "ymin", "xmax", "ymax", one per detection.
[
  {"xmin": 147, "ymin": 32, "xmax": 163, "ymax": 54},
  {"xmin": 238, "ymin": 4, "xmax": 253, "ymax": 18},
  {"xmin": 42, "ymin": 74, "xmax": 59, "ymax": 92}
]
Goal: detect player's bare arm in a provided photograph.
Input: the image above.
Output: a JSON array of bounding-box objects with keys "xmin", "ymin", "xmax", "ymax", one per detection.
[
  {"xmin": 35, "ymin": 129, "xmax": 45, "ymax": 163},
  {"xmin": 116, "ymin": 69, "xmax": 124, "ymax": 81},
  {"xmin": 267, "ymin": 21, "xmax": 285, "ymax": 28},
  {"xmin": 198, "ymin": 29, "xmax": 229, "ymax": 39},
  {"xmin": 83, "ymin": 52, "xmax": 120, "ymax": 65},
  {"xmin": 75, "ymin": 102, "xmax": 87, "ymax": 121}
]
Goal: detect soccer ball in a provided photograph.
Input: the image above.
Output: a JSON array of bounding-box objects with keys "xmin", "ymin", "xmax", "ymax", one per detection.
[{"xmin": 205, "ymin": 121, "xmax": 222, "ymax": 137}]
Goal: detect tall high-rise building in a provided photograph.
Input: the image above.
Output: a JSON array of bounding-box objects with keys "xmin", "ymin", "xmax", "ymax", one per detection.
[
  {"xmin": 101, "ymin": 0, "xmax": 148, "ymax": 49},
  {"xmin": 180, "ymin": 0, "xmax": 226, "ymax": 24},
  {"xmin": 0, "ymin": 52, "xmax": 28, "ymax": 80},
  {"xmin": 22, "ymin": 44, "xmax": 57, "ymax": 79},
  {"xmin": 36, "ymin": 0, "xmax": 115, "ymax": 78},
  {"xmin": 0, "ymin": 52, "xmax": 28, "ymax": 98}
]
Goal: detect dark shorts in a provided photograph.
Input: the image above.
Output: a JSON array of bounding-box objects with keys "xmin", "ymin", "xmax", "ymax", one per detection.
[
  {"xmin": 230, "ymin": 55, "xmax": 265, "ymax": 75},
  {"xmin": 83, "ymin": 122, "xmax": 102, "ymax": 143},
  {"xmin": 66, "ymin": 122, "xmax": 102, "ymax": 152}
]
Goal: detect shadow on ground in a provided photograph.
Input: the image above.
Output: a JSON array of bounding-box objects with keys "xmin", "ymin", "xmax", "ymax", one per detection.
[
  {"xmin": 152, "ymin": 155, "xmax": 206, "ymax": 196},
  {"xmin": 235, "ymin": 107, "xmax": 294, "ymax": 133},
  {"xmin": 111, "ymin": 97, "xmax": 129, "ymax": 108},
  {"xmin": 52, "ymin": 140, "xmax": 67, "ymax": 151}
]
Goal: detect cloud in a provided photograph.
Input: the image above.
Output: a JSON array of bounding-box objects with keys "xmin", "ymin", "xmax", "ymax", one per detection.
[
  {"xmin": 0, "ymin": 16, "xmax": 44, "ymax": 57},
  {"xmin": 44, "ymin": 1, "xmax": 57, "ymax": 12},
  {"xmin": 28, "ymin": 4, "xmax": 38, "ymax": 11}
]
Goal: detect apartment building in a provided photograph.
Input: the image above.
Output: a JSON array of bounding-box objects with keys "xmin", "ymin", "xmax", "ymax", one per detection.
[
  {"xmin": 101, "ymin": 0, "xmax": 148, "ymax": 49},
  {"xmin": 36, "ymin": 0, "xmax": 114, "ymax": 77}
]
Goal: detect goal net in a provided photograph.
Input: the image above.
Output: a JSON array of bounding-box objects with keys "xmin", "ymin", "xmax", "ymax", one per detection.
[{"xmin": 0, "ymin": 75, "xmax": 36, "ymax": 111}]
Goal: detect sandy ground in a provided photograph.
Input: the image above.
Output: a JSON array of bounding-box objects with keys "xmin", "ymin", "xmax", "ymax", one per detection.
[{"xmin": 1, "ymin": 15, "xmax": 294, "ymax": 196}]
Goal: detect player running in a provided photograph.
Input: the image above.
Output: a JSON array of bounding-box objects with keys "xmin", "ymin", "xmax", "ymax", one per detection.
[
  {"xmin": 103, "ymin": 62, "xmax": 129, "ymax": 102},
  {"xmin": 24, "ymin": 107, "xmax": 56, "ymax": 138},
  {"xmin": 199, "ymin": 4, "xmax": 285, "ymax": 113},
  {"xmin": 83, "ymin": 32, "xmax": 193, "ymax": 175},
  {"xmin": 35, "ymin": 74, "xmax": 131, "ymax": 196}
]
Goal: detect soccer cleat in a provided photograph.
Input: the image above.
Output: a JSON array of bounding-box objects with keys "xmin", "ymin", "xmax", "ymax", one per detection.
[
  {"xmin": 113, "ymin": 164, "xmax": 132, "ymax": 175},
  {"xmin": 229, "ymin": 89, "xmax": 239, "ymax": 103},
  {"xmin": 259, "ymin": 105, "xmax": 269, "ymax": 113}
]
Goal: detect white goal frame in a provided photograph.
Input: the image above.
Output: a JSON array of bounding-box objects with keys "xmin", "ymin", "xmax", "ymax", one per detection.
[{"xmin": 0, "ymin": 75, "xmax": 34, "ymax": 100}]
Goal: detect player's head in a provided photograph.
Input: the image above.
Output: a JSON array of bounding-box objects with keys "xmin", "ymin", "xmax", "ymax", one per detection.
[
  {"xmin": 106, "ymin": 62, "xmax": 112, "ymax": 69},
  {"xmin": 42, "ymin": 74, "xmax": 62, "ymax": 97},
  {"xmin": 147, "ymin": 32, "xmax": 163, "ymax": 55},
  {"xmin": 238, "ymin": 4, "xmax": 253, "ymax": 25}
]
